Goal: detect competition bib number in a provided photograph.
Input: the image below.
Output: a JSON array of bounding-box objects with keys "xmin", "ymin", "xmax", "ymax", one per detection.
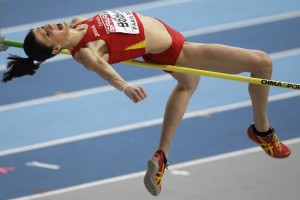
[{"xmin": 100, "ymin": 11, "xmax": 140, "ymax": 34}]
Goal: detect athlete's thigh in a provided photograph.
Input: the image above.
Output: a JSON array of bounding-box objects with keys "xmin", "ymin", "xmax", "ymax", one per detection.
[{"xmin": 176, "ymin": 42, "xmax": 265, "ymax": 74}]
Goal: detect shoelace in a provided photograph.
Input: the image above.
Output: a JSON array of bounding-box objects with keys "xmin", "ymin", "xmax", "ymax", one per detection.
[
  {"xmin": 155, "ymin": 163, "xmax": 169, "ymax": 187},
  {"xmin": 257, "ymin": 134, "xmax": 281, "ymax": 157},
  {"xmin": 272, "ymin": 134, "xmax": 281, "ymax": 148}
]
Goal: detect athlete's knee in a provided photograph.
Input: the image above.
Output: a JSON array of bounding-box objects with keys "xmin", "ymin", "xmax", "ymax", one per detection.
[
  {"xmin": 253, "ymin": 50, "xmax": 273, "ymax": 77},
  {"xmin": 177, "ymin": 75, "xmax": 200, "ymax": 93}
]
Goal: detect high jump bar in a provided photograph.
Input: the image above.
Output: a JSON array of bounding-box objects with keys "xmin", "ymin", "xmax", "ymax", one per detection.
[{"xmin": 1, "ymin": 37, "xmax": 300, "ymax": 90}]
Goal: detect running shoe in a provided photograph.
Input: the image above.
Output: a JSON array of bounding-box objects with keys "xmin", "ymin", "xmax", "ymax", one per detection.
[
  {"xmin": 247, "ymin": 124, "xmax": 291, "ymax": 158},
  {"xmin": 144, "ymin": 150, "xmax": 168, "ymax": 196}
]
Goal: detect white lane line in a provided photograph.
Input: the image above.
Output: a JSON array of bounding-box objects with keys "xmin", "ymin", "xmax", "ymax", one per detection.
[
  {"xmin": 182, "ymin": 10, "xmax": 300, "ymax": 37},
  {"xmin": 12, "ymin": 137, "xmax": 300, "ymax": 200},
  {"xmin": 1, "ymin": 9, "xmax": 299, "ymax": 71},
  {"xmin": 1, "ymin": 0, "xmax": 194, "ymax": 34},
  {"xmin": 0, "ymin": 91, "xmax": 299, "ymax": 157},
  {"xmin": 2, "ymin": 7, "xmax": 299, "ymax": 36},
  {"xmin": 1, "ymin": 48, "xmax": 300, "ymax": 111},
  {"xmin": 269, "ymin": 48, "xmax": 300, "ymax": 60},
  {"xmin": 1, "ymin": 10, "xmax": 300, "ymax": 71},
  {"xmin": 0, "ymin": 74, "xmax": 172, "ymax": 112}
]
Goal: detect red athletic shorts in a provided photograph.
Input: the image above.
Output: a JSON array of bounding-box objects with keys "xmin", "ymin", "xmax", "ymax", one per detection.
[{"xmin": 142, "ymin": 20, "xmax": 185, "ymax": 72}]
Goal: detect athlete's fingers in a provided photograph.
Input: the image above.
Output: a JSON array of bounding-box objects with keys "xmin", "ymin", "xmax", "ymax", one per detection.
[
  {"xmin": 135, "ymin": 86, "xmax": 147, "ymax": 99},
  {"xmin": 124, "ymin": 85, "xmax": 147, "ymax": 103},
  {"xmin": 132, "ymin": 90, "xmax": 143, "ymax": 102},
  {"xmin": 139, "ymin": 86, "xmax": 147, "ymax": 98}
]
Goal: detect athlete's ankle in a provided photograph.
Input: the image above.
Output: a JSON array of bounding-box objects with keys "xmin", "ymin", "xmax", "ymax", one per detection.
[{"xmin": 252, "ymin": 124, "xmax": 273, "ymax": 137}]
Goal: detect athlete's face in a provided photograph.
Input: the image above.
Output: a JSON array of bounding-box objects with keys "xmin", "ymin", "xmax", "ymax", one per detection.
[{"xmin": 33, "ymin": 22, "xmax": 69, "ymax": 49}]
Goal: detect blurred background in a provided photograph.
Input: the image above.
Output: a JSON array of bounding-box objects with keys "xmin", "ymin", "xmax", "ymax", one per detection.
[{"xmin": 0, "ymin": 0, "xmax": 300, "ymax": 199}]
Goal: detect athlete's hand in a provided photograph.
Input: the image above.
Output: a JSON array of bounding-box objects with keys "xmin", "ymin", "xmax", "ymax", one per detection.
[{"xmin": 123, "ymin": 85, "xmax": 147, "ymax": 103}]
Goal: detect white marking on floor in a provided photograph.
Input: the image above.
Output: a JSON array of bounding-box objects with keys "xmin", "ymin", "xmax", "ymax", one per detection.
[
  {"xmin": 26, "ymin": 161, "xmax": 60, "ymax": 170},
  {"xmin": 12, "ymin": 137, "xmax": 300, "ymax": 200}
]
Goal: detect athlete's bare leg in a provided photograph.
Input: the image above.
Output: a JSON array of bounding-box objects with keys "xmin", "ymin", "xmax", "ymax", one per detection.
[
  {"xmin": 177, "ymin": 43, "xmax": 273, "ymax": 131},
  {"xmin": 158, "ymin": 73, "xmax": 199, "ymax": 158},
  {"xmin": 158, "ymin": 43, "xmax": 273, "ymax": 158}
]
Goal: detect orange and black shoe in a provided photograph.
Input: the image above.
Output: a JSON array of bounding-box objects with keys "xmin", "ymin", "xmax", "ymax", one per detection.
[
  {"xmin": 144, "ymin": 150, "xmax": 168, "ymax": 196},
  {"xmin": 247, "ymin": 124, "xmax": 291, "ymax": 158}
]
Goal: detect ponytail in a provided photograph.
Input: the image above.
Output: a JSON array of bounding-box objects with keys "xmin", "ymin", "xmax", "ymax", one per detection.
[
  {"xmin": 2, "ymin": 55, "xmax": 43, "ymax": 82},
  {"xmin": 2, "ymin": 29, "xmax": 56, "ymax": 83}
]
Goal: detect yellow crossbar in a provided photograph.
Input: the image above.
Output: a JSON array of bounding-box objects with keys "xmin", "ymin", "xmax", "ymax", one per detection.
[{"xmin": 2, "ymin": 39, "xmax": 300, "ymax": 90}]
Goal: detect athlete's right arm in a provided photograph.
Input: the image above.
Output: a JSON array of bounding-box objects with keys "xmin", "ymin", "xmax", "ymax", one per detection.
[{"xmin": 74, "ymin": 48, "xmax": 147, "ymax": 103}]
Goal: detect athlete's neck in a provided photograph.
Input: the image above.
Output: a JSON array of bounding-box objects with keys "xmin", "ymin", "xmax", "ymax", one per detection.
[{"xmin": 64, "ymin": 24, "xmax": 88, "ymax": 51}]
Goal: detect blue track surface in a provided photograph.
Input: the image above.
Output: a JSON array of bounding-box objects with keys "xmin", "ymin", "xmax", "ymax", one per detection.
[
  {"xmin": 0, "ymin": 0, "xmax": 300, "ymax": 199},
  {"xmin": 0, "ymin": 96, "xmax": 299, "ymax": 199}
]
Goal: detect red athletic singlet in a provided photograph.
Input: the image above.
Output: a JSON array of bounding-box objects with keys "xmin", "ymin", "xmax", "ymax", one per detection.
[{"xmin": 71, "ymin": 11, "xmax": 146, "ymax": 64}]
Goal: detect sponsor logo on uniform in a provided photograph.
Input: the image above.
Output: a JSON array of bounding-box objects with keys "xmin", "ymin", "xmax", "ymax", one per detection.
[
  {"xmin": 91, "ymin": 25, "xmax": 100, "ymax": 37},
  {"xmin": 95, "ymin": 15, "xmax": 103, "ymax": 26},
  {"xmin": 100, "ymin": 14, "xmax": 116, "ymax": 33}
]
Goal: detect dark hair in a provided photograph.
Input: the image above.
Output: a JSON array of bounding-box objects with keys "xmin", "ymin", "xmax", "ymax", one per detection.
[{"xmin": 2, "ymin": 29, "xmax": 57, "ymax": 82}]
